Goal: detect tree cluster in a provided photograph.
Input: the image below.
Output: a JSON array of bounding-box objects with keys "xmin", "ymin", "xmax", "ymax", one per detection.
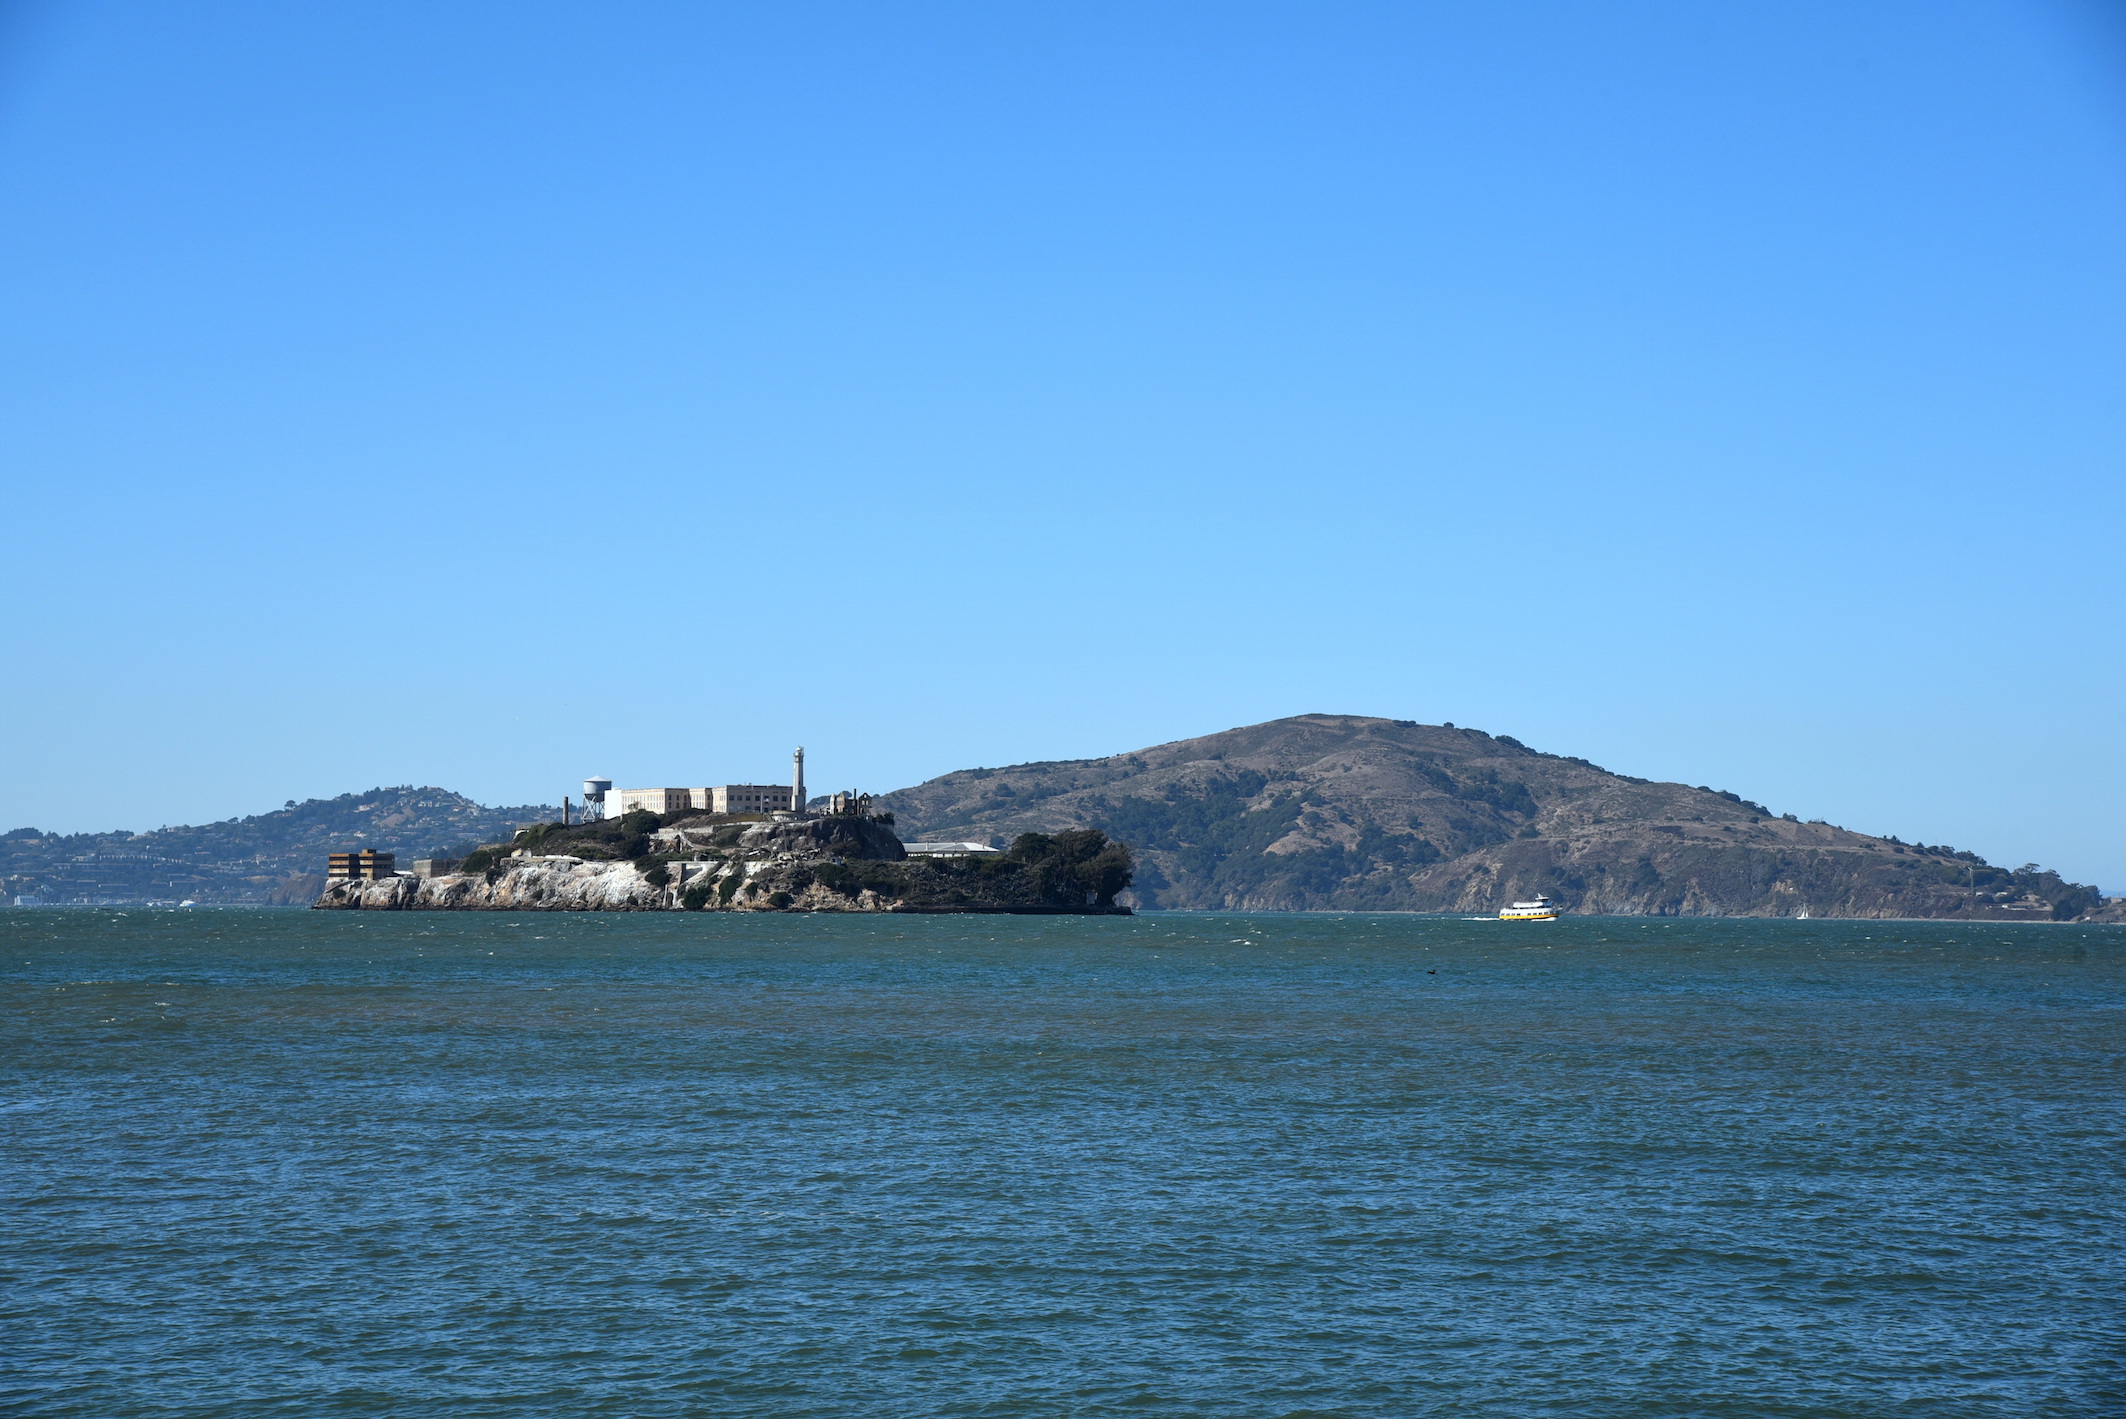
[{"xmin": 1005, "ymin": 829, "xmax": 1135, "ymax": 907}]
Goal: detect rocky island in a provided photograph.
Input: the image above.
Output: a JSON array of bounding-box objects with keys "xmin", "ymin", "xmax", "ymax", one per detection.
[{"xmin": 312, "ymin": 808, "xmax": 1134, "ymax": 914}]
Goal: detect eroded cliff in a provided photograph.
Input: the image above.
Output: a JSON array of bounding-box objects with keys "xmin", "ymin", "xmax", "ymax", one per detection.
[{"xmin": 314, "ymin": 814, "xmax": 1133, "ymax": 914}]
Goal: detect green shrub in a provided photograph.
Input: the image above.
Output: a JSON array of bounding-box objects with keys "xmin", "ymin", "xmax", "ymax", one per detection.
[
  {"xmin": 718, "ymin": 873, "xmax": 742, "ymax": 904},
  {"xmin": 813, "ymin": 861, "xmax": 906, "ymax": 898},
  {"xmin": 767, "ymin": 890, "xmax": 793, "ymax": 909},
  {"xmin": 641, "ymin": 861, "xmax": 670, "ymax": 888},
  {"xmin": 460, "ymin": 846, "xmax": 501, "ymax": 873},
  {"xmin": 681, "ymin": 883, "xmax": 713, "ymax": 910}
]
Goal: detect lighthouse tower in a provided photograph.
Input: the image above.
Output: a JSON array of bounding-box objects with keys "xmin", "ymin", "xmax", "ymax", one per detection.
[{"xmin": 792, "ymin": 747, "xmax": 806, "ymax": 815}]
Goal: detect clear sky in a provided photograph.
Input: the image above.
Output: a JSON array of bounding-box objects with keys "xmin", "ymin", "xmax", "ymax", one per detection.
[{"xmin": 2, "ymin": 1, "xmax": 2122, "ymax": 887}]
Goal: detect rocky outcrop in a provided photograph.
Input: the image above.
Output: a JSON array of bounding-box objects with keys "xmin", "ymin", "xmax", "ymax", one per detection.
[{"xmin": 314, "ymin": 815, "xmax": 1133, "ymax": 914}]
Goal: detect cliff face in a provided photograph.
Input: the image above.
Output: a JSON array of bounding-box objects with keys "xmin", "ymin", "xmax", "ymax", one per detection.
[
  {"xmin": 316, "ymin": 815, "xmax": 906, "ymax": 913},
  {"xmin": 311, "ymin": 856, "xmax": 920, "ymax": 913},
  {"xmin": 877, "ymin": 714, "xmax": 2115, "ymax": 921},
  {"xmin": 317, "ymin": 858, "xmax": 671, "ymax": 911}
]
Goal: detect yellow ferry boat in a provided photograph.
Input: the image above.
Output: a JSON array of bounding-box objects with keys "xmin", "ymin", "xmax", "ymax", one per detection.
[{"xmin": 1498, "ymin": 895, "xmax": 1560, "ymax": 922}]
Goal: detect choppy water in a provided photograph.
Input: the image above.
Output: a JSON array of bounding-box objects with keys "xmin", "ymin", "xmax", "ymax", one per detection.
[{"xmin": 3, "ymin": 909, "xmax": 2121, "ymax": 1417}]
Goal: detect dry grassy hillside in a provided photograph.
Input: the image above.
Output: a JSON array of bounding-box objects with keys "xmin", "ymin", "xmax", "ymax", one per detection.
[{"xmin": 877, "ymin": 714, "xmax": 2112, "ymax": 919}]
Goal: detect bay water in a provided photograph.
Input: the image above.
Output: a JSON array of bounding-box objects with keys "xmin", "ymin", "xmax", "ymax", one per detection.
[{"xmin": 3, "ymin": 909, "xmax": 2120, "ymax": 1416}]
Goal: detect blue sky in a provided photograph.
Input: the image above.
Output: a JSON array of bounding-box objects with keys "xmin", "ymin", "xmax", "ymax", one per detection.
[{"xmin": 2, "ymin": 1, "xmax": 2122, "ymax": 887}]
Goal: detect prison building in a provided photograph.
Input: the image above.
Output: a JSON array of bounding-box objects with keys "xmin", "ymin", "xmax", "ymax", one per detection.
[
  {"xmin": 611, "ymin": 785, "xmax": 795, "ymax": 817},
  {"xmin": 327, "ymin": 849, "xmax": 397, "ymax": 880},
  {"xmin": 705, "ymin": 784, "xmax": 793, "ymax": 814},
  {"xmin": 612, "ymin": 788, "xmax": 696, "ymax": 816}
]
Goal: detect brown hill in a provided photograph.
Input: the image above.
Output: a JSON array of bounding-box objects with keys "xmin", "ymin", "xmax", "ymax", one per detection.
[{"xmin": 876, "ymin": 714, "xmax": 2115, "ymax": 920}]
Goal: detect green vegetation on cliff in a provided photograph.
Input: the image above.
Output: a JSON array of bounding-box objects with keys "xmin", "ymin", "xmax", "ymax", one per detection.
[
  {"xmin": 729, "ymin": 829, "xmax": 1133, "ymax": 912},
  {"xmin": 464, "ymin": 808, "xmax": 672, "ymax": 872}
]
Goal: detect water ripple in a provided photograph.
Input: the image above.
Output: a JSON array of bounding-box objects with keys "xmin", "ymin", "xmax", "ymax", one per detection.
[{"xmin": 2, "ymin": 909, "xmax": 2121, "ymax": 1416}]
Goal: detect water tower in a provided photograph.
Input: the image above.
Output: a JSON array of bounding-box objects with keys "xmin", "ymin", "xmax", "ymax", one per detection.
[{"xmin": 581, "ymin": 777, "xmax": 612, "ymax": 822}]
